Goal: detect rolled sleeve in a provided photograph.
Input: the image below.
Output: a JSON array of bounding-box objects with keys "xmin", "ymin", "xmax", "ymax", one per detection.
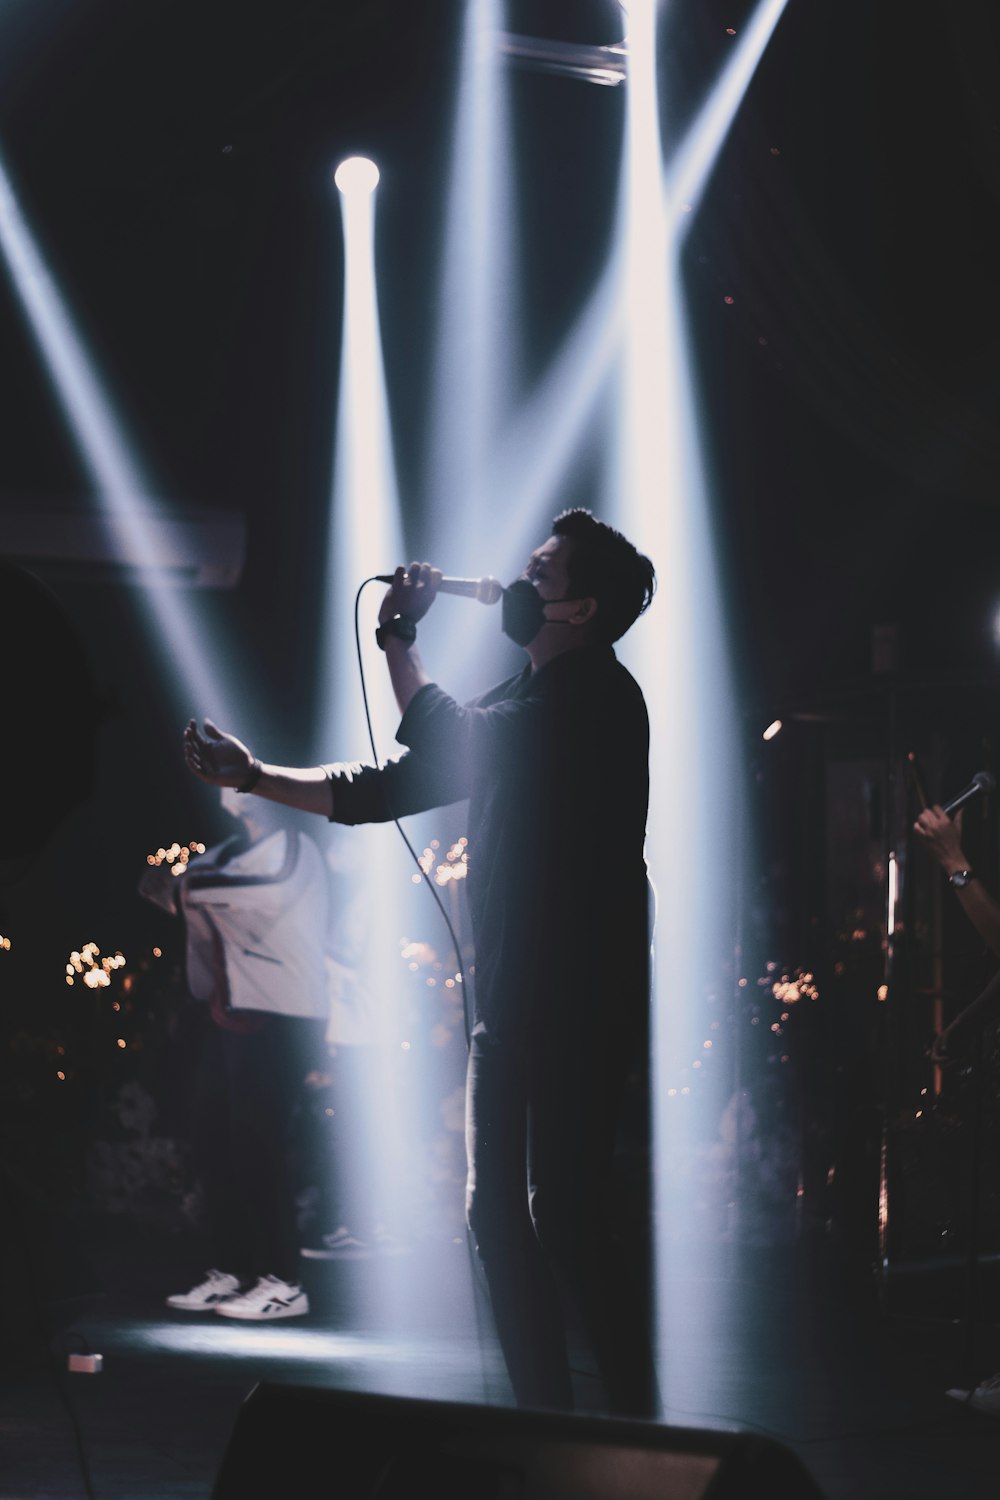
[{"xmin": 324, "ymin": 731, "xmax": 467, "ymax": 826}]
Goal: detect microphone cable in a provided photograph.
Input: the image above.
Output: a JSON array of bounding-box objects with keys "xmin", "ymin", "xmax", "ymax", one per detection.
[
  {"xmin": 353, "ymin": 576, "xmax": 526, "ymax": 1407},
  {"xmin": 354, "ymin": 578, "xmax": 471, "ymax": 1046}
]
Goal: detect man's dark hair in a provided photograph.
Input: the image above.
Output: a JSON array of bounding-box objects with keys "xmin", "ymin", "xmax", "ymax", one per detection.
[{"xmin": 552, "ymin": 508, "xmax": 656, "ymax": 644}]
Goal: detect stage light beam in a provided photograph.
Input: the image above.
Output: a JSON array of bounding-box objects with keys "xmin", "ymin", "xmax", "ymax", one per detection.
[
  {"xmin": 665, "ymin": 0, "xmax": 791, "ymax": 230},
  {"xmin": 422, "ymin": 0, "xmax": 517, "ymax": 566},
  {"xmin": 0, "ymin": 149, "xmax": 249, "ymax": 730},
  {"xmin": 318, "ymin": 159, "xmax": 436, "ymax": 1332},
  {"xmin": 606, "ymin": 0, "xmax": 785, "ymax": 1420}
]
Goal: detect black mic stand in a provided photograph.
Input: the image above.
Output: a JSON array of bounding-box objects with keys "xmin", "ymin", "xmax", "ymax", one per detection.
[
  {"xmin": 961, "ymin": 1023, "xmax": 986, "ymax": 1376},
  {"xmin": 948, "ymin": 966, "xmax": 1000, "ymax": 1379},
  {"xmin": 892, "ymin": 780, "xmax": 997, "ymax": 1365}
]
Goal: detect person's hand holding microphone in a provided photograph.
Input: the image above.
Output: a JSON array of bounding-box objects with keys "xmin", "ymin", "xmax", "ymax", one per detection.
[{"xmin": 377, "ymin": 561, "xmax": 443, "ymax": 629}]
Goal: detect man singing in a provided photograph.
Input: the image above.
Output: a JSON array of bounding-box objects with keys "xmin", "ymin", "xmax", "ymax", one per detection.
[{"xmin": 183, "ymin": 507, "xmax": 661, "ymax": 1418}]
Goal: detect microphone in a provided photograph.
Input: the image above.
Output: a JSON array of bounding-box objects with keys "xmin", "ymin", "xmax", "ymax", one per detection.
[
  {"xmin": 941, "ymin": 770, "xmax": 996, "ymax": 816},
  {"xmin": 374, "ymin": 573, "xmax": 503, "ymax": 605}
]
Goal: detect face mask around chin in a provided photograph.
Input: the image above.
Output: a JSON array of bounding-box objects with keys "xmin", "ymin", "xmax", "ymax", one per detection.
[
  {"xmin": 501, "ymin": 577, "xmax": 579, "ymax": 648},
  {"xmin": 501, "ymin": 578, "xmax": 547, "ymax": 647}
]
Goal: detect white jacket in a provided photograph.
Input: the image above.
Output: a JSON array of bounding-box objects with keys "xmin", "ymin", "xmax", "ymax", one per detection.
[{"xmin": 150, "ymin": 829, "xmax": 331, "ymax": 1020}]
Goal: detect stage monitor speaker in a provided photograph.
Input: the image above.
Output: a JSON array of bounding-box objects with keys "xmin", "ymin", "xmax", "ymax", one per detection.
[{"xmin": 211, "ymin": 1383, "xmax": 829, "ymax": 1500}]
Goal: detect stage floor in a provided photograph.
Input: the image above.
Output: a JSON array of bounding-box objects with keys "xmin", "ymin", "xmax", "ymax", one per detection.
[{"xmin": 3, "ymin": 1211, "xmax": 999, "ymax": 1500}]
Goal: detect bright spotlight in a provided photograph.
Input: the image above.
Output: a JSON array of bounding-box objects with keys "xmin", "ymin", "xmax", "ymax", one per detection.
[
  {"xmin": 334, "ymin": 157, "xmax": 380, "ymax": 196},
  {"xmin": 762, "ymin": 719, "xmax": 782, "ymax": 741}
]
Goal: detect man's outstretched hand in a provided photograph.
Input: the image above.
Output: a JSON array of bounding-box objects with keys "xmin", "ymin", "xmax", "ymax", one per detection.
[{"xmin": 184, "ymin": 719, "xmax": 256, "ymax": 787}]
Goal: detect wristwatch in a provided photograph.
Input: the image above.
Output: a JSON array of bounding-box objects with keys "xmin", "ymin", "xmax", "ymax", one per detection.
[
  {"xmin": 948, "ymin": 869, "xmax": 976, "ymax": 888},
  {"xmin": 375, "ymin": 614, "xmax": 417, "ymax": 651}
]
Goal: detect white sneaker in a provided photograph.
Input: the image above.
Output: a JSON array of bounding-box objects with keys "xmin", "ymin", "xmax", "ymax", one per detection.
[
  {"xmin": 166, "ymin": 1269, "xmax": 242, "ymax": 1312},
  {"xmin": 215, "ymin": 1274, "xmax": 309, "ymax": 1320},
  {"xmin": 947, "ymin": 1373, "xmax": 1000, "ymax": 1416}
]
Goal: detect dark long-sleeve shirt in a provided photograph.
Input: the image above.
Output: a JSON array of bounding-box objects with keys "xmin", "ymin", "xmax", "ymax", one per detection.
[{"xmin": 326, "ymin": 644, "xmax": 651, "ymax": 1047}]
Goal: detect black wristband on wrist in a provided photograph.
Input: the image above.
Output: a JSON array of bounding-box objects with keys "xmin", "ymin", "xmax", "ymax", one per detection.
[
  {"xmin": 236, "ymin": 757, "xmax": 262, "ymax": 794},
  {"xmin": 376, "ymin": 614, "xmax": 417, "ymax": 651}
]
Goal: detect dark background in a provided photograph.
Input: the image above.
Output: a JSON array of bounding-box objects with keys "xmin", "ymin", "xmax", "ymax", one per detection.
[
  {"xmin": 3, "ymin": 0, "xmax": 998, "ymax": 697},
  {"xmin": 2, "ymin": 0, "xmax": 1000, "ymax": 1262}
]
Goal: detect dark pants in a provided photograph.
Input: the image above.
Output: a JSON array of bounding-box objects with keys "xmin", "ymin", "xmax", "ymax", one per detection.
[
  {"xmin": 189, "ymin": 1013, "xmax": 324, "ymax": 1284},
  {"xmin": 464, "ymin": 1023, "xmax": 660, "ymax": 1418}
]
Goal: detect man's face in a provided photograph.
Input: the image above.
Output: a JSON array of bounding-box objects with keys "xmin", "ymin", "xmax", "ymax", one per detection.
[
  {"xmin": 523, "ymin": 534, "xmax": 574, "ymax": 608},
  {"xmin": 502, "ymin": 532, "xmax": 587, "ymax": 650}
]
